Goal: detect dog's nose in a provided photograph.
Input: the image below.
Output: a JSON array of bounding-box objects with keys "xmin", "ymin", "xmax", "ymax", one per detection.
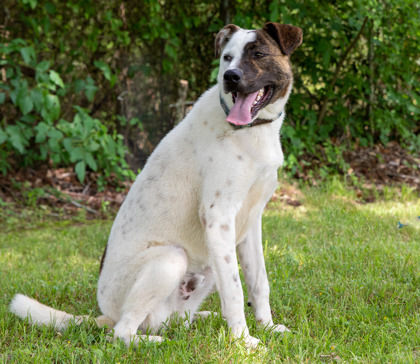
[{"xmin": 224, "ymin": 69, "xmax": 242, "ymax": 84}]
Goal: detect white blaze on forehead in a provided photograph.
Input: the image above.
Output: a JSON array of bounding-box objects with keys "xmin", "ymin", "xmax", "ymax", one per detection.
[{"xmin": 222, "ymin": 30, "xmax": 256, "ymax": 69}]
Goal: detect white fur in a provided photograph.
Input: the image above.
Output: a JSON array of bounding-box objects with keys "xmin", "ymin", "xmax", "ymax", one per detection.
[
  {"xmin": 10, "ymin": 294, "xmax": 86, "ymax": 330},
  {"xmin": 10, "ymin": 25, "xmax": 293, "ymax": 348},
  {"xmin": 218, "ymin": 30, "xmax": 256, "ymax": 78},
  {"xmin": 218, "ymin": 30, "xmax": 257, "ymax": 116}
]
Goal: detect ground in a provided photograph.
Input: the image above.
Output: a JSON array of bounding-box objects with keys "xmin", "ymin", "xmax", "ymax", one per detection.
[{"xmin": 0, "ymin": 143, "xmax": 418, "ymax": 219}]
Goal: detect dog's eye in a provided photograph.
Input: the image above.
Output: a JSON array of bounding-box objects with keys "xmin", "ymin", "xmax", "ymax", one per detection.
[
  {"xmin": 224, "ymin": 55, "xmax": 232, "ymax": 62},
  {"xmin": 254, "ymin": 52, "xmax": 266, "ymax": 58}
]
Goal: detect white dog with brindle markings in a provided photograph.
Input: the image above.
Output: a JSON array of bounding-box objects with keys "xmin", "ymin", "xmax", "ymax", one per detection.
[{"xmin": 10, "ymin": 22, "xmax": 303, "ymax": 348}]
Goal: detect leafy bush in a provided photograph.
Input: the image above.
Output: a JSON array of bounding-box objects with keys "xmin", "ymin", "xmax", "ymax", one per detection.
[
  {"xmin": 0, "ymin": 34, "xmax": 133, "ymax": 182},
  {"xmin": 0, "ymin": 0, "xmax": 419, "ymax": 181}
]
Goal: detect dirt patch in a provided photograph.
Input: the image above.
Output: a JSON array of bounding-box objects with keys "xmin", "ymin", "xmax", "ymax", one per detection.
[{"xmin": 0, "ymin": 142, "xmax": 418, "ymax": 217}]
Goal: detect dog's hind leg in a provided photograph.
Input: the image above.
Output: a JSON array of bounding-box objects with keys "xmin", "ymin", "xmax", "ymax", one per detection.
[{"xmin": 110, "ymin": 245, "xmax": 188, "ymax": 346}]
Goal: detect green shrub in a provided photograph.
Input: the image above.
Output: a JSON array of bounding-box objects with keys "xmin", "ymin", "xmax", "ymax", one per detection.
[{"xmin": 0, "ymin": 37, "xmax": 134, "ymax": 182}]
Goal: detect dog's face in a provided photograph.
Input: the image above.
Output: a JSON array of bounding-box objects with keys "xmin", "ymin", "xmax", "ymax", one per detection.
[{"xmin": 215, "ymin": 23, "xmax": 302, "ymax": 126}]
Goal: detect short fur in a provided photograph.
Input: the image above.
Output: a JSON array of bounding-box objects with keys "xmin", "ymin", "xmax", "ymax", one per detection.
[{"xmin": 10, "ymin": 22, "xmax": 302, "ymax": 348}]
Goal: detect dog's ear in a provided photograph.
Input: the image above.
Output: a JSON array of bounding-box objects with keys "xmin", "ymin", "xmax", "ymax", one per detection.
[
  {"xmin": 263, "ymin": 23, "xmax": 303, "ymax": 56},
  {"xmin": 215, "ymin": 24, "xmax": 241, "ymax": 58}
]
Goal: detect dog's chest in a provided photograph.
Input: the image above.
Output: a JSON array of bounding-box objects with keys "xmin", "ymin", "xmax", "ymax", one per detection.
[{"xmin": 234, "ymin": 163, "xmax": 278, "ymax": 243}]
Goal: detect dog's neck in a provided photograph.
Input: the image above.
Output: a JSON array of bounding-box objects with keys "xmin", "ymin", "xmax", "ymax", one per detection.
[{"xmin": 219, "ymin": 94, "xmax": 283, "ymax": 130}]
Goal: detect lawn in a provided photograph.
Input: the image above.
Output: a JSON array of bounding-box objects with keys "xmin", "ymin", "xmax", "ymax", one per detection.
[{"xmin": 1, "ymin": 180, "xmax": 419, "ymax": 363}]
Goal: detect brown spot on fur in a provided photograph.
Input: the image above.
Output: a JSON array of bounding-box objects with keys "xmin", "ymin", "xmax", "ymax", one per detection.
[
  {"xmin": 204, "ymin": 120, "xmax": 208, "ymax": 126},
  {"xmin": 221, "ymin": 224, "xmax": 230, "ymax": 231},
  {"xmin": 215, "ymin": 191, "xmax": 221, "ymax": 198},
  {"xmin": 237, "ymin": 155, "xmax": 243, "ymax": 161},
  {"xmin": 210, "ymin": 203, "xmax": 215, "ymax": 209},
  {"xmin": 201, "ymin": 214, "xmax": 207, "ymax": 227},
  {"xmin": 233, "ymin": 275, "xmax": 238, "ymax": 282},
  {"xmin": 224, "ymin": 255, "xmax": 231, "ymax": 263}
]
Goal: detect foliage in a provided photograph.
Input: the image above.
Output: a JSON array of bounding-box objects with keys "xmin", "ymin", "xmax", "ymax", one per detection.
[
  {"xmin": 0, "ymin": 0, "xmax": 419, "ymax": 180},
  {"xmin": 0, "ymin": 33, "xmax": 134, "ymax": 182},
  {"xmin": 1, "ymin": 184, "xmax": 420, "ymax": 361}
]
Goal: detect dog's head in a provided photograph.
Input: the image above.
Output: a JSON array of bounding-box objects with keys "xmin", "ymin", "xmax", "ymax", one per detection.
[{"xmin": 215, "ymin": 23, "xmax": 302, "ymax": 127}]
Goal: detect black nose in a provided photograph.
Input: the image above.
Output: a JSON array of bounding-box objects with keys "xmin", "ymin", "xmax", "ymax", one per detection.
[{"xmin": 224, "ymin": 69, "xmax": 243, "ymax": 84}]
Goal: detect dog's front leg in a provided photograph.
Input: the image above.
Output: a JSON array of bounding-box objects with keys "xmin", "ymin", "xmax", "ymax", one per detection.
[
  {"xmin": 237, "ymin": 216, "xmax": 289, "ymax": 334},
  {"xmin": 201, "ymin": 206, "xmax": 259, "ymax": 347}
]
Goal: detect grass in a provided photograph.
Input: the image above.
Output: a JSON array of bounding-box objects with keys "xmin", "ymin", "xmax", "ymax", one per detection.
[{"xmin": 1, "ymin": 179, "xmax": 419, "ymax": 363}]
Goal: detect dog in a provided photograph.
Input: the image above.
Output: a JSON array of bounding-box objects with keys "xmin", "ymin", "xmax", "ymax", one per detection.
[{"xmin": 10, "ymin": 22, "xmax": 303, "ymax": 348}]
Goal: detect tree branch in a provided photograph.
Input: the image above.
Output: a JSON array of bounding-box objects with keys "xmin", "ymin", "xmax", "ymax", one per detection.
[{"xmin": 317, "ymin": 16, "xmax": 369, "ymax": 126}]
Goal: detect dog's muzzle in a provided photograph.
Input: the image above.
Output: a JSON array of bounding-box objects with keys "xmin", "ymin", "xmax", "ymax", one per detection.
[{"xmin": 223, "ymin": 69, "xmax": 243, "ymax": 90}]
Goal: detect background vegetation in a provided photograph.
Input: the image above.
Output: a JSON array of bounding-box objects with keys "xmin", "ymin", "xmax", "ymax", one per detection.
[{"xmin": 1, "ymin": 0, "xmax": 419, "ymax": 183}]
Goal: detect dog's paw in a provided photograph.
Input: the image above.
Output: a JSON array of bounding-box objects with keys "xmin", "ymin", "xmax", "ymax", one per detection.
[
  {"xmin": 240, "ymin": 335, "xmax": 261, "ymax": 349},
  {"xmin": 140, "ymin": 334, "xmax": 164, "ymax": 343},
  {"xmin": 268, "ymin": 324, "xmax": 290, "ymax": 333},
  {"xmin": 95, "ymin": 315, "xmax": 116, "ymax": 329},
  {"xmin": 112, "ymin": 333, "xmax": 165, "ymax": 347},
  {"xmin": 257, "ymin": 320, "xmax": 290, "ymax": 334}
]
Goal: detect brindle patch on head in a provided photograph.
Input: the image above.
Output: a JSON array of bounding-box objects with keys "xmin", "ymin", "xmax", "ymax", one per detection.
[{"xmin": 234, "ymin": 29, "xmax": 294, "ymax": 103}]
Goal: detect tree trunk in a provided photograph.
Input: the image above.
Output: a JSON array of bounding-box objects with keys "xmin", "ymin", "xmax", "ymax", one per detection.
[
  {"xmin": 220, "ymin": 0, "xmax": 232, "ymax": 25},
  {"xmin": 366, "ymin": 19, "xmax": 375, "ymax": 133},
  {"xmin": 317, "ymin": 17, "xmax": 368, "ymax": 127}
]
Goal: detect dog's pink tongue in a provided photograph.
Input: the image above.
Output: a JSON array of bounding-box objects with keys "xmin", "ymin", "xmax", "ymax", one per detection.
[{"xmin": 226, "ymin": 91, "xmax": 259, "ymax": 126}]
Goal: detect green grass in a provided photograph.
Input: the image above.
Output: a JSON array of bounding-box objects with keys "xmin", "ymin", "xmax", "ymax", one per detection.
[{"xmin": 1, "ymin": 181, "xmax": 419, "ymax": 363}]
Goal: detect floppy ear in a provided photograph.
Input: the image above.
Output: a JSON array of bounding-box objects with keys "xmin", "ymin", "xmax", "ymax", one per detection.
[
  {"xmin": 214, "ymin": 24, "xmax": 241, "ymax": 58},
  {"xmin": 263, "ymin": 23, "xmax": 303, "ymax": 56}
]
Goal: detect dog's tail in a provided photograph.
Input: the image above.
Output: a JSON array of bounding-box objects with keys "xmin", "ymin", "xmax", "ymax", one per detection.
[{"xmin": 9, "ymin": 294, "xmax": 115, "ymax": 330}]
